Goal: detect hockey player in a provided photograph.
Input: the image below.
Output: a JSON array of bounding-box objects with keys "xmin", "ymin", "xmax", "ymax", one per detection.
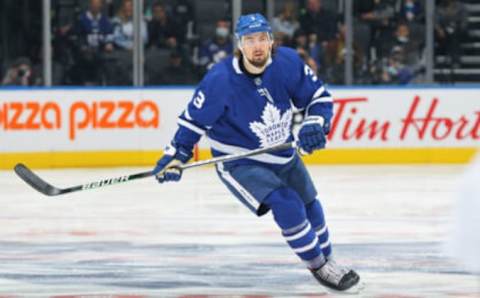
[{"xmin": 153, "ymin": 13, "xmax": 360, "ymax": 292}]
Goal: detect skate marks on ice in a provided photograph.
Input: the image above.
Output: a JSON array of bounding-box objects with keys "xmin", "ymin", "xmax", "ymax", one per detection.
[
  {"xmin": 0, "ymin": 240, "xmax": 477, "ymax": 297},
  {"xmin": 0, "ymin": 165, "xmax": 479, "ymax": 296}
]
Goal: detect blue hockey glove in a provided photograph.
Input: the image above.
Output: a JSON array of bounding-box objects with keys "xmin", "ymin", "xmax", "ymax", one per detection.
[
  {"xmin": 323, "ymin": 120, "xmax": 331, "ymax": 135},
  {"xmin": 153, "ymin": 143, "xmax": 193, "ymax": 183},
  {"xmin": 298, "ymin": 116, "xmax": 327, "ymax": 155}
]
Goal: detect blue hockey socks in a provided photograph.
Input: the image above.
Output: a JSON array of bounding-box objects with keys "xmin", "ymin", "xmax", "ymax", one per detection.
[
  {"xmin": 306, "ymin": 199, "xmax": 332, "ymax": 258},
  {"xmin": 264, "ymin": 187, "xmax": 325, "ymax": 269}
]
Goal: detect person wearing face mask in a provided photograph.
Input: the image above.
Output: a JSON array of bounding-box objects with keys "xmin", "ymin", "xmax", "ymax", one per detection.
[
  {"xmin": 198, "ymin": 19, "xmax": 234, "ymax": 72},
  {"xmin": 384, "ymin": 22, "xmax": 423, "ymax": 67},
  {"xmin": 152, "ymin": 13, "xmax": 361, "ymax": 293}
]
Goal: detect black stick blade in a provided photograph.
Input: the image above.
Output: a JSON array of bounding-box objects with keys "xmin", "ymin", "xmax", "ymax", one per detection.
[{"xmin": 14, "ymin": 164, "xmax": 61, "ymax": 196}]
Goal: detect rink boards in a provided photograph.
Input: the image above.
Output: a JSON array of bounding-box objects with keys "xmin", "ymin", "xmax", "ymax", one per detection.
[{"xmin": 0, "ymin": 87, "xmax": 478, "ymax": 169}]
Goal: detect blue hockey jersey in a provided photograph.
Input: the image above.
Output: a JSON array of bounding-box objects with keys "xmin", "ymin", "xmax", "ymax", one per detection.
[
  {"xmin": 75, "ymin": 11, "xmax": 114, "ymax": 49},
  {"xmin": 172, "ymin": 46, "xmax": 333, "ymax": 167}
]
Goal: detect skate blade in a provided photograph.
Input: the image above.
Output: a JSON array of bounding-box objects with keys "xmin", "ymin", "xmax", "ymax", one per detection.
[{"xmin": 325, "ymin": 281, "xmax": 365, "ymax": 295}]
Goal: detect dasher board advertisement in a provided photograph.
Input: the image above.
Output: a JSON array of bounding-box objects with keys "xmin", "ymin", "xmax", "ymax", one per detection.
[{"xmin": 0, "ymin": 87, "xmax": 478, "ymax": 167}]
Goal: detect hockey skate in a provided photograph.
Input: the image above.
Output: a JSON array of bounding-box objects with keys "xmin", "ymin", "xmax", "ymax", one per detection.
[{"xmin": 310, "ymin": 259, "xmax": 361, "ymax": 293}]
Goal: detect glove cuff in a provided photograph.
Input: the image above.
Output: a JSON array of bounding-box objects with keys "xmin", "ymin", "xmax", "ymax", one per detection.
[
  {"xmin": 302, "ymin": 115, "xmax": 325, "ymax": 127},
  {"xmin": 164, "ymin": 143, "xmax": 193, "ymax": 163}
]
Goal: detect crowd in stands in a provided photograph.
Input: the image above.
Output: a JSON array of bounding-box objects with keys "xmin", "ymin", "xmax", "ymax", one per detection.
[{"xmin": 0, "ymin": 0, "xmax": 469, "ymax": 86}]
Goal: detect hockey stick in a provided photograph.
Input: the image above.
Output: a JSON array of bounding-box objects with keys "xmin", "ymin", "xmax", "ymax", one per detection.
[{"xmin": 14, "ymin": 142, "xmax": 296, "ymax": 197}]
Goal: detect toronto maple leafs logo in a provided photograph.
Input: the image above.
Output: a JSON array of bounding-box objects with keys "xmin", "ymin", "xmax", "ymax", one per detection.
[{"xmin": 249, "ymin": 103, "xmax": 292, "ymax": 147}]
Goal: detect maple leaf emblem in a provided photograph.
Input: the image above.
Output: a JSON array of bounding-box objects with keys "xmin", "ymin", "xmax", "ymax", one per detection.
[{"xmin": 249, "ymin": 103, "xmax": 292, "ymax": 148}]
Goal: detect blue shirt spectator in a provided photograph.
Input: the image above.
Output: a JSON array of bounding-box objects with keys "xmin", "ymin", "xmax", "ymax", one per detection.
[
  {"xmin": 74, "ymin": 0, "xmax": 114, "ymax": 51},
  {"xmin": 198, "ymin": 20, "xmax": 233, "ymax": 71},
  {"xmin": 112, "ymin": 0, "xmax": 148, "ymax": 50}
]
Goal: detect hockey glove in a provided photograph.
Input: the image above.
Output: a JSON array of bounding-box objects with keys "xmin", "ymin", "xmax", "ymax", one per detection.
[
  {"xmin": 298, "ymin": 116, "xmax": 327, "ymax": 155},
  {"xmin": 153, "ymin": 143, "xmax": 193, "ymax": 183}
]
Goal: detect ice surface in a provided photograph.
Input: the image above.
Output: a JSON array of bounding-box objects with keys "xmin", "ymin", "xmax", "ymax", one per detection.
[{"xmin": 0, "ymin": 164, "xmax": 478, "ymax": 297}]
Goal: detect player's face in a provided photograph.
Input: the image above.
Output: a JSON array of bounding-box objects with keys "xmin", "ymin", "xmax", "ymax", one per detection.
[{"xmin": 240, "ymin": 32, "xmax": 272, "ymax": 68}]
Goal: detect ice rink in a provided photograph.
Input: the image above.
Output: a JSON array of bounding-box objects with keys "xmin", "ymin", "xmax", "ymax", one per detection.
[{"xmin": 1, "ymin": 164, "xmax": 479, "ymax": 297}]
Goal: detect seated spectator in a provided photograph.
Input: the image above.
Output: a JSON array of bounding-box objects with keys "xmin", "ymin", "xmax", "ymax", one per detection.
[
  {"xmin": 383, "ymin": 21, "xmax": 423, "ymax": 66},
  {"xmin": 70, "ymin": 0, "xmax": 114, "ymax": 85},
  {"xmin": 156, "ymin": 50, "xmax": 197, "ymax": 85},
  {"xmin": 397, "ymin": 0, "xmax": 425, "ymax": 51},
  {"xmin": 104, "ymin": 0, "xmax": 148, "ymax": 85},
  {"xmin": 296, "ymin": 48, "xmax": 318, "ymax": 76},
  {"xmin": 273, "ymin": 31, "xmax": 289, "ymax": 48},
  {"xmin": 112, "ymin": 0, "xmax": 148, "ymax": 50},
  {"xmin": 198, "ymin": 20, "xmax": 233, "ymax": 72},
  {"xmin": 148, "ymin": 2, "xmax": 181, "ymax": 50},
  {"xmin": 2, "ymin": 57, "xmax": 41, "ymax": 86},
  {"xmin": 380, "ymin": 47, "xmax": 414, "ymax": 85},
  {"xmin": 272, "ymin": 1, "xmax": 299, "ymax": 44},
  {"xmin": 324, "ymin": 22, "xmax": 365, "ymax": 84},
  {"xmin": 292, "ymin": 28, "xmax": 324, "ymax": 75}
]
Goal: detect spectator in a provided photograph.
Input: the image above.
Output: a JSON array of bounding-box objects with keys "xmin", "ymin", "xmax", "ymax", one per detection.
[
  {"xmin": 273, "ymin": 31, "xmax": 289, "ymax": 48},
  {"xmin": 148, "ymin": 2, "xmax": 181, "ymax": 50},
  {"xmin": 2, "ymin": 57, "xmax": 41, "ymax": 86},
  {"xmin": 272, "ymin": 1, "xmax": 299, "ymax": 44},
  {"xmin": 397, "ymin": 0, "xmax": 425, "ymax": 51},
  {"xmin": 354, "ymin": 0, "xmax": 397, "ymax": 62},
  {"xmin": 299, "ymin": 0, "xmax": 338, "ymax": 46},
  {"xmin": 384, "ymin": 22, "xmax": 423, "ymax": 66},
  {"xmin": 104, "ymin": 0, "xmax": 148, "ymax": 85},
  {"xmin": 171, "ymin": 0, "xmax": 194, "ymax": 44},
  {"xmin": 112, "ymin": 0, "xmax": 148, "ymax": 50},
  {"xmin": 296, "ymin": 47, "xmax": 319, "ymax": 76},
  {"xmin": 156, "ymin": 50, "xmax": 197, "ymax": 85},
  {"xmin": 198, "ymin": 20, "xmax": 233, "ymax": 72},
  {"xmin": 355, "ymin": 0, "xmax": 396, "ymax": 27},
  {"xmin": 71, "ymin": 0, "xmax": 114, "ymax": 85},
  {"xmin": 398, "ymin": 0, "xmax": 423, "ymax": 23},
  {"xmin": 292, "ymin": 28, "xmax": 324, "ymax": 75},
  {"xmin": 324, "ymin": 22, "xmax": 365, "ymax": 84},
  {"xmin": 435, "ymin": 0, "xmax": 468, "ymax": 68},
  {"xmin": 380, "ymin": 47, "xmax": 414, "ymax": 84}
]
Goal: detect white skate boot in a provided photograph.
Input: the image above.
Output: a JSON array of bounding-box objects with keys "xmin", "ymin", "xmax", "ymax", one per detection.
[{"xmin": 310, "ymin": 259, "xmax": 361, "ymax": 292}]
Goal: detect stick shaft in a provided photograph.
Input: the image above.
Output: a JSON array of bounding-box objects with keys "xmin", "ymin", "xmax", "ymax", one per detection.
[
  {"xmin": 15, "ymin": 142, "xmax": 295, "ymax": 196},
  {"xmin": 181, "ymin": 142, "xmax": 294, "ymax": 170}
]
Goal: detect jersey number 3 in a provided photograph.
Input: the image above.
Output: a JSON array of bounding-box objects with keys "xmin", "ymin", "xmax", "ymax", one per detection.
[
  {"xmin": 193, "ymin": 91, "xmax": 206, "ymax": 109},
  {"xmin": 304, "ymin": 65, "xmax": 318, "ymax": 82}
]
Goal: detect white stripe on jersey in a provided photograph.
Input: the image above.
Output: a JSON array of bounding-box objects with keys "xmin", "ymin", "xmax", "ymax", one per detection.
[
  {"xmin": 208, "ymin": 138, "xmax": 294, "ymax": 165},
  {"xmin": 216, "ymin": 162, "xmax": 260, "ymax": 210},
  {"xmin": 312, "ymin": 86, "xmax": 325, "ymax": 99},
  {"xmin": 184, "ymin": 109, "xmax": 193, "ymax": 121},
  {"xmin": 177, "ymin": 118, "xmax": 205, "ymax": 135},
  {"xmin": 306, "ymin": 96, "xmax": 333, "ymax": 116}
]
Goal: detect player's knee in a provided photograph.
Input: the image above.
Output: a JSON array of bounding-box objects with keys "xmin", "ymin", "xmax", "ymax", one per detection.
[{"xmin": 264, "ymin": 187, "xmax": 306, "ymax": 229}]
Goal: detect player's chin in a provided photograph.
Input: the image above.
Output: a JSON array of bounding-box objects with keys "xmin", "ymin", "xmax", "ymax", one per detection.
[{"xmin": 250, "ymin": 56, "xmax": 268, "ymax": 68}]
